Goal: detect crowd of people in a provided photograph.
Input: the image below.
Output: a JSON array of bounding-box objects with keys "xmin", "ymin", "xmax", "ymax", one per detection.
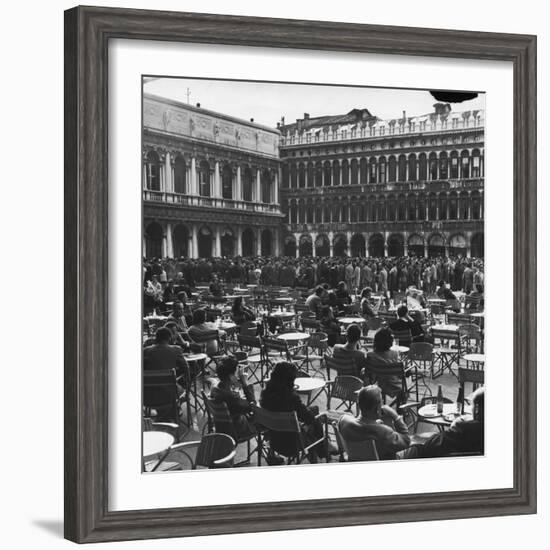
[{"xmin": 143, "ymin": 253, "xmax": 485, "ymax": 466}]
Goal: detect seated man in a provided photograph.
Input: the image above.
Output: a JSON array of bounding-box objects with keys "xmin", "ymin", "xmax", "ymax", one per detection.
[
  {"xmin": 389, "ymin": 304, "xmax": 425, "ymax": 344},
  {"xmin": 334, "ymin": 281, "xmax": 352, "ymax": 313},
  {"xmin": 305, "ymin": 285, "xmax": 325, "ymax": 319},
  {"xmin": 209, "ymin": 274, "xmax": 225, "ymax": 300},
  {"xmin": 399, "ymin": 387, "xmax": 485, "ymax": 459},
  {"xmin": 436, "ymin": 280, "xmax": 461, "ymax": 312},
  {"xmin": 143, "ymin": 327, "xmax": 188, "ymax": 376},
  {"xmin": 338, "ymin": 385, "xmax": 411, "ymax": 461},
  {"xmin": 333, "ymin": 324, "xmax": 367, "ymax": 377},
  {"xmin": 166, "ymin": 300, "xmax": 189, "ymax": 333},
  {"xmin": 188, "ymin": 308, "xmax": 226, "ymax": 356},
  {"xmin": 210, "ymin": 356, "xmax": 256, "ymax": 439}
]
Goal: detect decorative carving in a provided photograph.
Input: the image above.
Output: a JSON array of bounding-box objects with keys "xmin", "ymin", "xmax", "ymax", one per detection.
[{"xmin": 162, "ymin": 110, "xmax": 172, "ymax": 131}]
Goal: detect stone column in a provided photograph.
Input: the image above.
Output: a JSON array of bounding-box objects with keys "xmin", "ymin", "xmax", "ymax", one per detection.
[
  {"xmin": 274, "ymin": 228, "xmax": 280, "ymax": 256},
  {"xmin": 257, "ymin": 227, "xmax": 262, "ymax": 256},
  {"xmin": 256, "ymin": 169, "xmax": 261, "ymax": 203},
  {"xmin": 214, "ymin": 226, "xmax": 221, "ymax": 257},
  {"xmin": 293, "ymin": 232, "xmax": 300, "ymax": 258},
  {"xmin": 165, "ymin": 152, "xmax": 172, "ymax": 193},
  {"xmin": 328, "ymin": 231, "xmax": 334, "ymax": 257},
  {"xmin": 159, "ymin": 155, "xmax": 165, "ymax": 192},
  {"xmin": 403, "ymin": 232, "xmax": 408, "ymax": 257},
  {"xmin": 166, "ymin": 222, "xmax": 174, "ymax": 258},
  {"xmin": 191, "ymin": 157, "xmax": 197, "ymax": 195},
  {"xmin": 273, "ymin": 170, "xmax": 279, "ymax": 204},
  {"xmin": 236, "ymin": 165, "xmax": 242, "ymax": 202},
  {"xmin": 214, "ymin": 161, "xmax": 221, "ymax": 198},
  {"xmin": 191, "ymin": 224, "xmax": 198, "ymax": 259},
  {"xmin": 384, "ymin": 231, "xmax": 389, "ymax": 257},
  {"xmin": 162, "ymin": 229, "xmax": 168, "ymax": 258},
  {"xmin": 364, "ymin": 234, "xmax": 369, "ymax": 257},
  {"xmin": 311, "ymin": 231, "xmax": 318, "ymax": 257},
  {"xmin": 236, "ymin": 227, "xmax": 243, "ymax": 256}
]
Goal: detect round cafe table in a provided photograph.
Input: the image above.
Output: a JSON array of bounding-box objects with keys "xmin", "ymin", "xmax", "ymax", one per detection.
[
  {"xmin": 269, "ymin": 311, "xmax": 295, "ymax": 321},
  {"xmin": 338, "ymin": 317, "xmax": 366, "ymax": 325},
  {"xmin": 294, "ymin": 377, "xmax": 326, "ymax": 405},
  {"xmin": 391, "ymin": 345, "xmax": 410, "ymax": 354},
  {"xmin": 277, "ymin": 331, "xmax": 310, "ymax": 343},
  {"xmin": 143, "ymin": 431, "xmax": 175, "ymax": 471},
  {"xmin": 417, "ymin": 403, "xmax": 473, "ymax": 431}
]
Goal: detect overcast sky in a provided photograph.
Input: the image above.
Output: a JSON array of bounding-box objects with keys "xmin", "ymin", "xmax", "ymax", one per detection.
[{"xmin": 144, "ymin": 76, "xmax": 485, "ymax": 128}]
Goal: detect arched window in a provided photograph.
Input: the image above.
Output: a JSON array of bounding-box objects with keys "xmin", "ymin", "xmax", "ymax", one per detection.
[
  {"xmin": 350, "ymin": 159, "xmax": 359, "ymax": 185},
  {"xmin": 199, "ymin": 160, "xmax": 211, "ymax": 197},
  {"xmin": 298, "ymin": 200, "xmax": 306, "ymax": 224},
  {"xmin": 369, "ymin": 158, "xmax": 377, "ymax": 184},
  {"xmin": 439, "ymin": 152, "xmax": 448, "ymax": 179},
  {"xmin": 360, "ymin": 157, "xmax": 368, "ymax": 184},
  {"xmin": 242, "ymin": 167, "xmax": 253, "ymax": 202},
  {"xmin": 449, "ymin": 192, "xmax": 458, "ymax": 219},
  {"xmin": 307, "ymin": 162, "xmax": 314, "ymax": 187},
  {"xmin": 315, "ymin": 161, "xmax": 323, "ymax": 187},
  {"xmin": 333, "ymin": 161, "xmax": 340, "ymax": 185},
  {"xmin": 378, "ymin": 157, "xmax": 386, "ymax": 183},
  {"xmin": 222, "ymin": 164, "xmax": 233, "ymax": 199},
  {"xmin": 298, "ymin": 163, "xmax": 306, "ymax": 188},
  {"xmin": 324, "ymin": 203, "xmax": 331, "ymax": 223},
  {"xmin": 417, "ymin": 196, "xmax": 426, "ymax": 220},
  {"xmin": 173, "ymin": 155, "xmax": 186, "ymax": 194},
  {"xmin": 261, "ymin": 170, "xmax": 272, "ymax": 203},
  {"xmin": 290, "ymin": 163, "xmax": 297, "ymax": 188},
  {"xmin": 323, "ymin": 161, "xmax": 332, "ymax": 186},
  {"xmin": 418, "ymin": 153, "xmax": 427, "ymax": 180},
  {"xmin": 398, "ymin": 155, "xmax": 407, "ymax": 182},
  {"xmin": 439, "ymin": 193, "xmax": 448, "ymax": 220},
  {"xmin": 398, "ymin": 194, "xmax": 407, "ymax": 220},
  {"xmin": 290, "ymin": 201, "xmax": 297, "ymax": 224},
  {"xmin": 461, "ymin": 151, "xmax": 470, "ymax": 178},
  {"xmin": 472, "ymin": 149, "xmax": 482, "ymax": 177},
  {"xmin": 429, "ymin": 153, "xmax": 438, "ymax": 180},
  {"xmin": 428, "ymin": 193, "xmax": 437, "ymax": 220},
  {"xmin": 388, "ymin": 156, "xmax": 397, "ymax": 182},
  {"xmin": 408, "ymin": 194, "xmax": 416, "ymax": 220},
  {"xmin": 341, "ymin": 159, "xmax": 349, "ymax": 185},
  {"xmin": 282, "ymin": 164, "xmax": 289, "ymax": 188},
  {"xmin": 450, "ymin": 151, "xmax": 459, "ymax": 178},
  {"xmin": 387, "ymin": 195, "xmax": 397, "ymax": 220},
  {"xmin": 315, "ymin": 201, "xmax": 322, "ymax": 223},
  {"xmin": 145, "ymin": 150, "xmax": 160, "ymax": 190},
  {"xmin": 408, "ymin": 154, "xmax": 417, "ymax": 181},
  {"xmin": 306, "ymin": 200, "xmax": 314, "ymax": 223}
]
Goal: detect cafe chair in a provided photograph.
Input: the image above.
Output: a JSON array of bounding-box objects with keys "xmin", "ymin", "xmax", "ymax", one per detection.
[
  {"xmin": 335, "ymin": 417, "xmax": 379, "ymax": 462},
  {"xmin": 362, "ymin": 316, "xmax": 383, "ymax": 347},
  {"xmin": 458, "ymin": 324, "xmax": 482, "ymax": 354},
  {"xmin": 406, "ymin": 342, "xmax": 435, "ymax": 398},
  {"xmin": 390, "ymin": 327, "xmax": 413, "ymax": 347},
  {"xmin": 253, "ymin": 407, "xmax": 329, "ymax": 465},
  {"xmin": 362, "ymin": 361, "xmax": 409, "ymax": 408},
  {"xmin": 187, "ymin": 328, "xmax": 226, "ymax": 371},
  {"xmin": 202, "ymin": 391, "xmax": 259, "ymax": 466},
  {"xmin": 165, "ymin": 433, "xmax": 237, "ymax": 470},
  {"xmin": 143, "ymin": 368, "xmax": 191, "ymax": 427},
  {"xmin": 458, "ymin": 366, "xmax": 485, "ymax": 395},
  {"xmin": 431, "ymin": 328, "xmax": 461, "ymax": 379},
  {"xmin": 237, "ymin": 333, "xmax": 266, "ymax": 385},
  {"xmin": 324, "ymin": 375, "xmax": 364, "ymax": 426},
  {"xmin": 293, "ymin": 331, "xmax": 328, "ymax": 377},
  {"xmin": 324, "ymin": 354, "xmax": 361, "ymax": 381}
]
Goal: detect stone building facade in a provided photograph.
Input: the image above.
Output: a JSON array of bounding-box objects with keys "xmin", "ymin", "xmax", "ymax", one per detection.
[
  {"xmin": 143, "ymin": 94, "xmax": 284, "ymax": 259},
  {"xmin": 278, "ymin": 103, "xmax": 484, "ymax": 258}
]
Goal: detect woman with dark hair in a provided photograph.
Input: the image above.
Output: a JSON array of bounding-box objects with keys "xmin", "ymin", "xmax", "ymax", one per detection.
[
  {"xmin": 359, "ymin": 287, "xmax": 376, "ymax": 319},
  {"xmin": 230, "ymin": 296, "xmax": 256, "ymax": 325},
  {"xmin": 365, "ymin": 328, "xmax": 403, "ymax": 400},
  {"xmin": 260, "ymin": 362, "xmax": 329, "ymax": 462},
  {"xmin": 210, "ymin": 356, "xmax": 256, "ymax": 439}
]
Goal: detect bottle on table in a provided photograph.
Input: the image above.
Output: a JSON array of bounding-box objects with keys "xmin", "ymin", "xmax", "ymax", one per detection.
[{"xmin": 436, "ymin": 384, "xmax": 444, "ymax": 414}]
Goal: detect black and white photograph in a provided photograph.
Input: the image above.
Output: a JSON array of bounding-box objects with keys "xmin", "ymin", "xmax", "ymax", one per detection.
[{"xmin": 141, "ymin": 77, "xmax": 486, "ymax": 471}]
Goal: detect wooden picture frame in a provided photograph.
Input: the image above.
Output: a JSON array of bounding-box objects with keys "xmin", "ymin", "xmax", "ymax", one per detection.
[{"xmin": 64, "ymin": 6, "xmax": 537, "ymax": 543}]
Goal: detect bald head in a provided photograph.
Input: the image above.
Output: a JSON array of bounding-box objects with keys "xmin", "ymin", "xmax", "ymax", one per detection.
[{"xmin": 357, "ymin": 385, "xmax": 382, "ymax": 415}]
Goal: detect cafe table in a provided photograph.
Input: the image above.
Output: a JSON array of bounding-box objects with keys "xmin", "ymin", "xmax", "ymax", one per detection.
[
  {"xmin": 391, "ymin": 344, "xmax": 410, "ymax": 354},
  {"xmin": 417, "ymin": 402, "xmax": 473, "ymax": 431},
  {"xmin": 337, "ymin": 316, "xmax": 366, "ymax": 325},
  {"xmin": 463, "ymin": 353, "xmax": 485, "ymax": 368},
  {"xmin": 277, "ymin": 331, "xmax": 310, "ymax": 343},
  {"xmin": 143, "ymin": 431, "xmax": 175, "ymax": 472},
  {"xmin": 294, "ymin": 376, "xmax": 326, "ymax": 405}
]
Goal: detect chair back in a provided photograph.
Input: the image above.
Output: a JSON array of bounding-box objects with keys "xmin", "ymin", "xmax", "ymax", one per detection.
[
  {"xmin": 308, "ymin": 331, "xmax": 328, "ymax": 352},
  {"xmin": 336, "ymin": 418, "xmax": 379, "ymax": 462},
  {"xmin": 294, "ymin": 303, "xmax": 309, "ymax": 314},
  {"xmin": 202, "ymin": 391, "xmax": 237, "ymax": 439},
  {"xmin": 458, "ymin": 324, "xmax": 481, "ymax": 339},
  {"xmin": 408, "ymin": 342, "xmax": 434, "ymax": 362},
  {"xmin": 301, "ymin": 318, "xmax": 321, "ymax": 332},
  {"xmin": 238, "ymin": 333, "xmax": 262, "ymax": 351},
  {"xmin": 447, "ymin": 312, "xmax": 473, "ymax": 326},
  {"xmin": 195, "ymin": 433, "xmax": 237, "ymax": 468},
  {"xmin": 458, "ymin": 366, "xmax": 485, "ymax": 393},
  {"xmin": 329, "ymin": 375, "xmax": 363, "ymax": 411},
  {"xmin": 390, "ymin": 327, "xmax": 412, "ymax": 346},
  {"xmin": 143, "ymin": 369, "xmax": 179, "ymax": 420},
  {"xmin": 239, "ymin": 321, "xmax": 259, "ymax": 337},
  {"xmin": 263, "ymin": 337, "xmax": 291, "ymax": 359},
  {"xmin": 363, "ymin": 360, "xmax": 405, "ymax": 388},
  {"xmin": 325, "ymin": 354, "xmax": 360, "ymax": 379},
  {"xmin": 465, "ymin": 294, "xmax": 483, "ymax": 312}
]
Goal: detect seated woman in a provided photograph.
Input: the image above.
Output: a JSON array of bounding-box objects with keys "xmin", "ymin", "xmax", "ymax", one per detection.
[
  {"xmin": 365, "ymin": 328, "xmax": 404, "ymax": 402},
  {"xmin": 319, "ymin": 305, "xmax": 343, "ymax": 347},
  {"xmin": 334, "ymin": 281, "xmax": 352, "ymax": 313},
  {"xmin": 209, "ymin": 356, "xmax": 256, "ymax": 439},
  {"xmin": 332, "ymin": 323, "xmax": 366, "ymax": 377},
  {"xmin": 231, "ymin": 296, "xmax": 256, "ymax": 325},
  {"xmin": 359, "ymin": 287, "xmax": 377, "ymax": 319},
  {"xmin": 260, "ymin": 361, "xmax": 329, "ymax": 462}
]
